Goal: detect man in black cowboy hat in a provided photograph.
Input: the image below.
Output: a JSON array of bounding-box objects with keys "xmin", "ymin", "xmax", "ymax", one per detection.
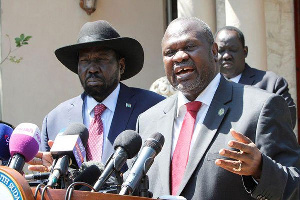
[{"xmin": 28, "ymin": 20, "xmax": 164, "ymax": 171}]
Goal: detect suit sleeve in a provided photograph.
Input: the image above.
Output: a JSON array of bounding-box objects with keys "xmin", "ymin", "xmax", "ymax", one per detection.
[
  {"xmin": 247, "ymin": 95, "xmax": 300, "ymax": 200},
  {"xmin": 40, "ymin": 116, "xmax": 50, "ymax": 152},
  {"xmin": 273, "ymin": 76, "xmax": 296, "ymax": 129}
]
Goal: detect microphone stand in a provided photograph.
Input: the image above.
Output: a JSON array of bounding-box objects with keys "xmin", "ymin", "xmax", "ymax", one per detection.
[
  {"xmin": 115, "ymin": 170, "xmax": 123, "ymax": 194},
  {"xmin": 59, "ymin": 173, "xmax": 67, "ymax": 189},
  {"xmin": 139, "ymin": 175, "xmax": 152, "ymax": 198}
]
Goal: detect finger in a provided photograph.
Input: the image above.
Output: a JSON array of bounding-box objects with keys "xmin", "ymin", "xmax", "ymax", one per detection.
[
  {"xmin": 215, "ymin": 159, "xmax": 242, "ymax": 174},
  {"xmin": 48, "ymin": 140, "xmax": 54, "ymax": 148},
  {"xmin": 34, "ymin": 151, "xmax": 44, "ymax": 159},
  {"xmin": 27, "ymin": 157, "xmax": 43, "ymax": 165},
  {"xmin": 219, "ymin": 148, "xmax": 245, "ymax": 161},
  {"xmin": 228, "ymin": 140, "xmax": 253, "ymax": 154},
  {"xmin": 230, "ymin": 129, "xmax": 252, "ymax": 144},
  {"xmin": 28, "ymin": 165, "xmax": 49, "ymax": 172}
]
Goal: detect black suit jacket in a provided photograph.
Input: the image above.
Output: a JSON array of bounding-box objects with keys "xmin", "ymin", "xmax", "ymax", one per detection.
[
  {"xmin": 239, "ymin": 64, "xmax": 296, "ymax": 128},
  {"xmin": 40, "ymin": 83, "xmax": 165, "ymax": 156}
]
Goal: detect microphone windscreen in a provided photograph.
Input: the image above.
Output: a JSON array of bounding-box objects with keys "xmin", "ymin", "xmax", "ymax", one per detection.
[
  {"xmin": 0, "ymin": 123, "xmax": 13, "ymax": 160},
  {"xmin": 144, "ymin": 132, "xmax": 165, "ymax": 154},
  {"xmin": 9, "ymin": 123, "xmax": 41, "ymax": 162},
  {"xmin": 113, "ymin": 130, "xmax": 142, "ymax": 159},
  {"xmin": 63, "ymin": 123, "xmax": 89, "ymax": 147},
  {"xmin": 73, "ymin": 161, "xmax": 106, "ymax": 190}
]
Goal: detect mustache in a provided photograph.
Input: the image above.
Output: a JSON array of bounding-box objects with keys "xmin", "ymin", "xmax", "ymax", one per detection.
[
  {"xmin": 86, "ymin": 74, "xmax": 103, "ymax": 80},
  {"xmin": 174, "ymin": 60, "xmax": 195, "ymax": 68}
]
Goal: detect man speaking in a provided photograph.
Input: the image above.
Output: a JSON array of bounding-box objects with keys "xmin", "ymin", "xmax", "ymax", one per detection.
[{"xmin": 135, "ymin": 17, "xmax": 300, "ymax": 200}]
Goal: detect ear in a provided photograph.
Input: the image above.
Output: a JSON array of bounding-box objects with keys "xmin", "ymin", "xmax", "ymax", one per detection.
[
  {"xmin": 119, "ymin": 58, "xmax": 126, "ymax": 75},
  {"xmin": 212, "ymin": 43, "xmax": 219, "ymax": 62},
  {"xmin": 244, "ymin": 46, "xmax": 248, "ymax": 58}
]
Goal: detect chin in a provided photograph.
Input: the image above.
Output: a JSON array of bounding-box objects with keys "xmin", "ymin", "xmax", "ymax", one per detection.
[{"xmin": 84, "ymin": 85, "xmax": 105, "ymax": 95}]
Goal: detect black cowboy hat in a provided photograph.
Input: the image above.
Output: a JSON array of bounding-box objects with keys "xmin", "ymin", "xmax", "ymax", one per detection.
[{"xmin": 55, "ymin": 20, "xmax": 144, "ymax": 80}]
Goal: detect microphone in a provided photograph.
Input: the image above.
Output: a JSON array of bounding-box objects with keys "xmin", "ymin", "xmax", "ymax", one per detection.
[
  {"xmin": 0, "ymin": 123, "xmax": 14, "ymax": 164},
  {"xmin": 47, "ymin": 123, "xmax": 88, "ymax": 187},
  {"xmin": 72, "ymin": 161, "xmax": 104, "ymax": 190},
  {"xmin": 119, "ymin": 132, "xmax": 165, "ymax": 195},
  {"xmin": 93, "ymin": 130, "xmax": 142, "ymax": 192},
  {"xmin": 25, "ymin": 172, "xmax": 51, "ymax": 181},
  {"xmin": 8, "ymin": 123, "xmax": 41, "ymax": 173}
]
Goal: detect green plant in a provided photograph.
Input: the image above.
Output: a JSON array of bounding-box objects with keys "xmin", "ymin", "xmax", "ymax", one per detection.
[{"xmin": 1, "ymin": 34, "xmax": 32, "ymax": 65}]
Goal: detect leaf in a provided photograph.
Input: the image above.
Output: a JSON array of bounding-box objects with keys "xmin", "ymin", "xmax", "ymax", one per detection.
[
  {"xmin": 15, "ymin": 37, "xmax": 21, "ymax": 42},
  {"xmin": 20, "ymin": 34, "xmax": 24, "ymax": 40},
  {"xmin": 22, "ymin": 42, "xmax": 28, "ymax": 45},
  {"xmin": 15, "ymin": 37, "xmax": 22, "ymax": 47},
  {"xmin": 9, "ymin": 56, "xmax": 23, "ymax": 63},
  {"xmin": 23, "ymin": 36, "xmax": 32, "ymax": 41}
]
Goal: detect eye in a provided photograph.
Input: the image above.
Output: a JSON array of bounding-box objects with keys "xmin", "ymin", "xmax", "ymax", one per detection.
[
  {"xmin": 164, "ymin": 49, "xmax": 176, "ymax": 57},
  {"xmin": 185, "ymin": 44, "xmax": 195, "ymax": 50},
  {"xmin": 79, "ymin": 58, "xmax": 89, "ymax": 63}
]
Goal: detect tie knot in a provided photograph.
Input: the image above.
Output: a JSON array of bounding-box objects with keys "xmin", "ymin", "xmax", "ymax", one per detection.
[
  {"xmin": 94, "ymin": 104, "xmax": 106, "ymax": 116},
  {"xmin": 186, "ymin": 101, "xmax": 202, "ymax": 112}
]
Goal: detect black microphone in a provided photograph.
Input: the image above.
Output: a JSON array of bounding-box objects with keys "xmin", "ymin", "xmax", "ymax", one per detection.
[
  {"xmin": 72, "ymin": 161, "xmax": 104, "ymax": 190},
  {"xmin": 25, "ymin": 172, "xmax": 51, "ymax": 181},
  {"xmin": 119, "ymin": 132, "xmax": 165, "ymax": 195},
  {"xmin": 93, "ymin": 130, "xmax": 142, "ymax": 192},
  {"xmin": 47, "ymin": 123, "xmax": 89, "ymax": 187}
]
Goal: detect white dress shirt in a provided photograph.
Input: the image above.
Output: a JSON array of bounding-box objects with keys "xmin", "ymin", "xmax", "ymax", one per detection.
[
  {"xmin": 171, "ymin": 73, "xmax": 221, "ymax": 157},
  {"xmin": 228, "ymin": 73, "xmax": 242, "ymax": 83},
  {"xmin": 83, "ymin": 83, "xmax": 120, "ymax": 164}
]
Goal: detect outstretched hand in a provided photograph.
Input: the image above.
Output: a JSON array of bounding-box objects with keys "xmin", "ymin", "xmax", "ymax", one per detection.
[
  {"xmin": 27, "ymin": 140, "xmax": 54, "ymax": 172},
  {"xmin": 215, "ymin": 129, "xmax": 262, "ymax": 179}
]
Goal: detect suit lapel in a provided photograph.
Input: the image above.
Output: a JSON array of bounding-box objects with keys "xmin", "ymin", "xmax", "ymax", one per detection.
[
  {"xmin": 156, "ymin": 95, "xmax": 177, "ymax": 195},
  {"xmin": 177, "ymin": 77, "xmax": 233, "ymax": 195},
  {"xmin": 239, "ymin": 64, "xmax": 256, "ymax": 85},
  {"xmin": 108, "ymin": 83, "xmax": 136, "ymax": 144},
  {"xmin": 67, "ymin": 94, "xmax": 85, "ymax": 124}
]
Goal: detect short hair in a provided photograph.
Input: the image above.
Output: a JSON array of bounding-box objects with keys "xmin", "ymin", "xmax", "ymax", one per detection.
[
  {"xmin": 164, "ymin": 17, "xmax": 214, "ymax": 46},
  {"xmin": 215, "ymin": 26, "xmax": 245, "ymax": 47}
]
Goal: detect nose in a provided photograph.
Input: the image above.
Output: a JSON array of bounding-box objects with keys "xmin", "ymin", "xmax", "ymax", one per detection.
[
  {"xmin": 222, "ymin": 51, "xmax": 232, "ymax": 60},
  {"xmin": 88, "ymin": 62, "xmax": 100, "ymax": 74},
  {"xmin": 172, "ymin": 50, "xmax": 189, "ymax": 63}
]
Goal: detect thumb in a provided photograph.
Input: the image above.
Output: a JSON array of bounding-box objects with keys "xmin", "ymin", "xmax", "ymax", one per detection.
[{"xmin": 48, "ymin": 140, "xmax": 54, "ymax": 148}]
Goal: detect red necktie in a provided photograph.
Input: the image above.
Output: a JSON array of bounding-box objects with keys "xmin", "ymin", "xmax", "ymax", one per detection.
[
  {"xmin": 171, "ymin": 101, "xmax": 202, "ymax": 195},
  {"xmin": 86, "ymin": 104, "xmax": 106, "ymax": 162}
]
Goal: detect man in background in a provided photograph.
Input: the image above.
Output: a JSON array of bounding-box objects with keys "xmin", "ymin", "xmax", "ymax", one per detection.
[{"xmin": 215, "ymin": 26, "xmax": 296, "ymax": 128}]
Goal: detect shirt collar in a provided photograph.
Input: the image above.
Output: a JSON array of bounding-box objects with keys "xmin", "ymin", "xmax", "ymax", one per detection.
[
  {"xmin": 86, "ymin": 83, "xmax": 120, "ymax": 115},
  {"xmin": 228, "ymin": 73, "xmax": 242, "ymax": 83},
  {"xmin": 177, "ymin": 73, "xmax": 221, "ymax": 117}
]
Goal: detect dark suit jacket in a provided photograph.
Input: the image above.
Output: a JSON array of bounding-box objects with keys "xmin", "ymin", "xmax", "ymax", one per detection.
[
  {"xmin": 136, "ymin": 76, "xmax": 300, "ymax": 200},
  {"xmin": 239, "ymin": 64, "xmax": 296, "ymax": 128},
  {"xmin": 40, "ymin": 83, "xmax": 165, "ymax": 153}
]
